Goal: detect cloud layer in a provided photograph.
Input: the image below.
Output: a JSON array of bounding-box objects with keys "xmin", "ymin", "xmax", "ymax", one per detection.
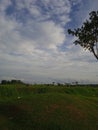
[{"xmin": 0, "ymin": 0, "xmax": 98, "ymax": 83}]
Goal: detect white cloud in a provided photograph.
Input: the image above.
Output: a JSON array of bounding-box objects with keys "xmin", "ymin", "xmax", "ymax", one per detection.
[
  {"xmin": 0, "ymin": 14, "xmax": 66, "ymax": 54},
  {"xmin": 70, "ymin": 0, "xmax": 82, "ymax": 6},
  {"xmin": 32, "ymin": 21, "xmax": 65, "ymax": 49},
  {"xmin": 5, "ymin": 0, "xmax": 72, "ymax": 26}
]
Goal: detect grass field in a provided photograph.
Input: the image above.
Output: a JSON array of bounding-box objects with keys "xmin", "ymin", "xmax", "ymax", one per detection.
[{"xmin": 0, "ymin": 84, "xmax": 98, "ymax": 130}]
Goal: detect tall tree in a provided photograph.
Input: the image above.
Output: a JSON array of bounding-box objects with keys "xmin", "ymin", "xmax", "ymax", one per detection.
[{"xmin": 68, "ymin": 11, "xmax": 98, "ymax": 60}]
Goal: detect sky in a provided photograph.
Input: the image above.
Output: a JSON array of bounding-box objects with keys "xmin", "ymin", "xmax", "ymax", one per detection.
[{"xmin": 0, "ymin": 0, "xmax": 98, "ymax": 84}]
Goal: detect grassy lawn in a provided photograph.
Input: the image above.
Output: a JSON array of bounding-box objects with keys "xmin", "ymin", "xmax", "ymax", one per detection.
[{"xmin": 0, "ymin": 84, "xmax": 98, "ymax": 130}]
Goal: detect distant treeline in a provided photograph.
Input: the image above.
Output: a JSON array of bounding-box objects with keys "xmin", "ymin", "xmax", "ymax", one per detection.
[
  {"xmin": 0, "ymin": 80, "xmax": 24, "ymax": 85},
  {"xmin": 0, "ymin": 80, "xmax": 98, "ymax": 87}
]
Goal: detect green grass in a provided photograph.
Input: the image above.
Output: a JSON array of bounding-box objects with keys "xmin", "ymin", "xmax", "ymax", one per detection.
[{"xmin": 0, "ymin": 84, "xmax": 98, "ymax": 130}]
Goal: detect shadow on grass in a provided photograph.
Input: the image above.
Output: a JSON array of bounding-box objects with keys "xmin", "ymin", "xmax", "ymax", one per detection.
[
  {"xmin": 0, "ymin": 103, "xmax": 62, "ymax": 130},
  {"xmin": 0, "ymin": 103, "xmax": 37, "ymax": 130}
]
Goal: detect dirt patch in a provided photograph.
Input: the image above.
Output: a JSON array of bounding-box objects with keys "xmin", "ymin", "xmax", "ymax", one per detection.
[
  {"xmin": 66, "ymin": 104, "xmax": 87, "ymax": 120},
  {"xmin": 46, "ymin": 104, "xmax": 59, "ymax": 114},
  {"xmin": 37, "ymin": 104, "xmax": 60, "ymax": 121}
]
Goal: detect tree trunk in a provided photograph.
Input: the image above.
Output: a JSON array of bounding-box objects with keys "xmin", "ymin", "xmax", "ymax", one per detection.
[
  {"xmin": 92, "ymin": 47, "xmax": 98, "ymax": 60},
  {"xmin": 96, "ymin": 42, "xmax": 98, "ymax": 56}
]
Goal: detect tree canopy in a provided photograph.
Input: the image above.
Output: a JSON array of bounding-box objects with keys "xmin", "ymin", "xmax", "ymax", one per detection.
[{"xmin": 68, "ymin": 11, "xmax": 98, "ymax": 60}]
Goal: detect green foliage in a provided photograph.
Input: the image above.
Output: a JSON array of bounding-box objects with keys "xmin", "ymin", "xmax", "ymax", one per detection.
[{"xmin": 68, "ymin": 11, "xmax": 98, "ymax": 60}]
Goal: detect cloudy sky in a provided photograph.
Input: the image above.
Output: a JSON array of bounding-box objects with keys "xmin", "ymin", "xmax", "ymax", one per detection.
[{"xmin": 0, "ymin": 0, "xmax": 98, "ymax": 84}]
